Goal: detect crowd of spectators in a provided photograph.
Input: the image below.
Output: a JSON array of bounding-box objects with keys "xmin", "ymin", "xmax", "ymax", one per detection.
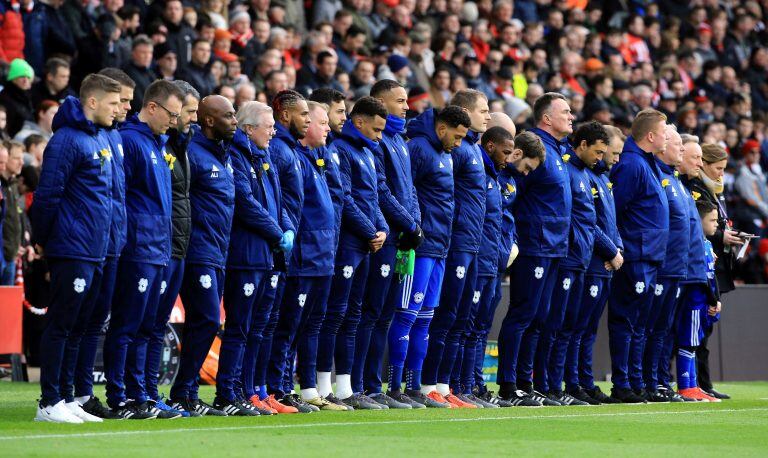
[{"xmin": 0, "ymin": 0, "xmax": 767, "ymax": 283}]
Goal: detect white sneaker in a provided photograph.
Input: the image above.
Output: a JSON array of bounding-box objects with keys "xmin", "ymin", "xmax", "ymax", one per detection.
[
  {"xmin": 35, "ymin": 400, "xmax": 84, "ymax": 423},
  {"xmin": 66, "ymin": 401, "xmax": 103, "ymax": 422}
]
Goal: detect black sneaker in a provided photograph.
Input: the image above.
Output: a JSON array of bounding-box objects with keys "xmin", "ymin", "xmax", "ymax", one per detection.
[
  {"xmin": 405, "ymin": 389, "xmax": 450, "ymax": 408},
  {"xmin": 147, "ymin": 399, "xmax": 183, "ymax": 419},
  {"xmin": 643, "ymin": 390, "xmax": 670, "ymax": 403},
  {"xmin": 610, "ymin": 387, "xmax": 647, "ymax": 404},
  {"xmin": 342, "ymin": 393, "xmax": 384, "ymax": 410},
  {"xmin": 81, "ymin": 396, "xmax": 122, "ymax": 419},
  {"xmin": 585, "ymin": 386, "xmax": 620, "ymax": 404},
  {"xmin": 325, "ymin": 394, "xmax": 354, "ymax": 411},
  {"xmin": 190, "ymin": 399, "xmax": 228, "ymax": 416},
  {"xmin": 463, "ymin": 393, "xmax": 499, "ymax": 409},
  {"xmin": 705, "ymin": 388, "xmax": 731, "ymax": 400},
  {"xmin": 168, "ymin": 398, "xmax": 202, "ymax": 417},
  {"xmin": 566, "ymin": 387, "xmax": 601, "ymax": 405},
  {"xmin": 476, "ymin": 390, "xmax": 514, "ymax": 408},
  {"xmin": 213, "ymin": 396, "xmax": 259, "ymax": 416},
  {"xmin": 280, "ymin": 394, "xmax": 314, "ymax": 413},
  {"xmin": 656, "ymin": 387, "xmax": 682, "ymax": 403},
  {"xmin": 387, "ymin": 391, "xmax": 426, "ymax": 409},
  {"xmin": 499, "ymin": 389, "xmax": 542, "ymax": 407},
  {"xmin": 369, "ymin": 392, "xmax": 411, "ymax": 409},
  {"xmin": 112, "ymin": 401, "xmax": 157, "ymax": 420},
  {"xmin": 550, "ymin": 391, "xmax": 589, "ymax": 406}
]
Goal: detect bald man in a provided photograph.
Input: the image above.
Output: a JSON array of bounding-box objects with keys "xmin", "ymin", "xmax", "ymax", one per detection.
[
  {"xmin": 169, "ymin": 95, "xmax": 239, "ymax": 416},
  {"xmin": 488, "ymin": 112, "xmax": 517, "ymax": 137}
]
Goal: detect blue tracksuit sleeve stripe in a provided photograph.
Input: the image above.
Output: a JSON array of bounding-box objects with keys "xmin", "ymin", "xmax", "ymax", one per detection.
[
  {"xmin": 339, "ymin": 148, "xmax": 378, "ymax": 240},
  {"xmin": 374, "ymin": 143, "xmax": 415, "ymax": 233},
  {"xmin": 30, "ymin": 133, "xmax": 76, "ymax": 246},
  {"xmin": 232, "ymin": 151, "xmax": 283, "ymax": 244}
]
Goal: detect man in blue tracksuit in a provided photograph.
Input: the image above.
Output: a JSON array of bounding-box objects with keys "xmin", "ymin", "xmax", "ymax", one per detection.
[
  {"xmin": 420, "ymin": 90, "xmax": 488, "ymax": 406},
  {"xmin": 104, "ymin": 81, "xmax": 182, "ymax": 418},
  {"xmin": 169, "ymin": 95, "xmax": 237, "ymax": 416},
  {"xmin": 385, "ymin": 106, "xmax": 471, "ymax": 408},
  {"xmin": 496, "ymin": 92, "xmax": 573, "ymax": 406},
  {"xmin": 538, "ymin": 122, "xmax": 620, "ymax": 406},
  {"xmin": 215, "ymin": 102, "xmax": 295, "ymax": 416},
  {"xmin": 61, "ymin": 68, "xmax": 132, "ymax": 421},
  {"xmin": 266, "ymin": 98, "xmax": 338, "ymax": 412},
  {"xmin": 459, "ymin": 127, "xmax": 546, "ymax": 408},
  {"xmin": 31, "ymin": 75, "xmax": 120, "ymax": 423},
  {"xmin": 144, "ymin": 80, "xmax": 199, "ymax": 416},
  {"xmin": 316, "ymin": 97, "xmax": 389, "ymax": 409},
  {"xmin": 567, "ymin": 125, "xmax": 624, "ymax": 404},
  {"xmin": 353, "ymin": 80, "xmax": 423, "ymax": 409},
  {"xmin": 608, "ymin": 108, "xmax": 669, "ymax": 403},
  {"xmin": 641, "ymin": 125, "xmax": 689, "ymax": 402}
]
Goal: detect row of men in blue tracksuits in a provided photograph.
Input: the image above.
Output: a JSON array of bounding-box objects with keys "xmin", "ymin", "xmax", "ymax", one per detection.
[{"xmin": 494, "ymin": 96, "xmax": 722, "ymax": 407}]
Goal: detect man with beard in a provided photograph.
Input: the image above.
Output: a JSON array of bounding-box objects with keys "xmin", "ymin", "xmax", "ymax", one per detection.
[{"xmin": 168, "ymin": 95, "xmax": 238, "ymax": 416}]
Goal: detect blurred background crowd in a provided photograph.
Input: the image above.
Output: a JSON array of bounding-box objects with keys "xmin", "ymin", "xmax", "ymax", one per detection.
[{"xmin": 0, "ymin": 0, "xmax": 767, "ymax": 294}]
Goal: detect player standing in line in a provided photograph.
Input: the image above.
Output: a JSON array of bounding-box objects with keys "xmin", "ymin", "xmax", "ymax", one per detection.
[
  {"xmin": 168, "ymin": 95, "xmax": 237, "ymax": 416},
  {"xmin": 32, "ymin": 75, "xmax": 121, "ymax": 423},
  {"xmin": 496, "ymin": 93, "xmax": 573, "ymax": 406},
  {"xmin": 354, "ymin": 80, "xmax": 423, "ymax": 409},
  {"xmin": 420, "ymin": 90, "xmax": 488, "ymax": 408},
  {"xmin": 607, "ymin": 109, "xmax": 669, "ymax": 403},
  {"xmin": 386, "ymin": 106, "xmax": 470, "ymax": 408},
  {"xmin": 104, "ymin": 81, "xmax": 183, "ymax": 419},
  {"xmin": 640, "ymin": 126, "xmax": 690, "ymax": 402},
  {"xmin": 566, "ymin": 125, "xmax": 623, "ymax": 404}
]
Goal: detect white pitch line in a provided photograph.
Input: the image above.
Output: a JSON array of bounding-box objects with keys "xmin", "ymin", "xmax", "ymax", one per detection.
[{"xmin": 2, "ymin": 407, "xmax": 767, "ymax": 442}]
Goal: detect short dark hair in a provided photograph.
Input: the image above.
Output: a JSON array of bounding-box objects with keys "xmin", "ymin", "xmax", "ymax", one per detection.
[
  {"xmin": 350, "ymin": 96, "xmax": 387, "ymax": 120},
  {"xmin": 132, "ymin": 34, "xmax": 153, "ymax": 49},
  {"xmin": 573, "ymin": 121, "xmax": 609, "ymax": 147},
  {"xmin": 696, "ymin": 199, "xmax": 717, "ymax": 218},
  {"xmin": 45, "ymin": 57, "xmax": 70, "ymax": 77},
  {"xmin": 80, "ymin": 73, "xmax": 122, "ymax": 100},
  {"xmin": 98, "ymin": 67, "xmax": 136, "ymax": 89},
  {"xmin": 317, "ymin": 50, "xmax": 334, "ymax": 65},
  {"xmin": 192, "ymin": 38, "xmax": 210, "ymax": 49},
  {"xmin": 370, "ymin": 79, "xmax": 403, "ymax": 98},
  {"xmin": 516, "ymin": 131, "xmax": 546, "ymax": 161},
  {"xmin": 117, "ymin": 5, "xmax": 140, "ymax": 21},
  {"xmin": 435, "ymin": 106, "xmax": 471, "ymax": 129},
  {"xmin": 24, "ymin": 134, "xmax": 46, "ymax": 151},
  {"xmin": 272, "ymin": 89, "xmax": 305, "ymax": 118},
  {"xmin": 142, "ymin": 80, "xmax": 184, "ymax": 108},
  {"xmin": 449, "ymin": 89, "xmax": 487, "ymax": 110},
  {"xmin": 532, "ymin": 92, "xmax": 568, "ymax": 124},
  {"xmin": 309, "ymin": 87, "xmax": 345, "ymax": 105},
  {"xmin": 345, "ymin": 25, "xmax": 366, "ymax": 39},
  {"xmin": 481, "ymin": 126, "xmax": 514, "ymax": 149},
  {"xmin": 172, "ymin": 80, "xmax": 201, "ymax": 102}
]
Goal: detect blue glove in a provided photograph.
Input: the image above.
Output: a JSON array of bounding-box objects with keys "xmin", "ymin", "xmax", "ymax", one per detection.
[{"xmin": 279, "ymin": 230, "xmax": 295, "ymax": 254}]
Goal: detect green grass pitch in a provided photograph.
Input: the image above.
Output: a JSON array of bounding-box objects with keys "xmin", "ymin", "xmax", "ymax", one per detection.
[{"xmin": 2, "ymin": 382, "xmax": 768, "ymax": 457}]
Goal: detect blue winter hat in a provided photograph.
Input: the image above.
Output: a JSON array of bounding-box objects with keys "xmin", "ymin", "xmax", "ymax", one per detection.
[{"xmin": 388, "ymin": 54, "xmax": 410, "ymax": 73}]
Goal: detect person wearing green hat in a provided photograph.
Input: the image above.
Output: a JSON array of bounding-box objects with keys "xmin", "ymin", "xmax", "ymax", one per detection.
[{"xmin": 0, "ymin": 58, "xmax": 35, "ymax": 138}]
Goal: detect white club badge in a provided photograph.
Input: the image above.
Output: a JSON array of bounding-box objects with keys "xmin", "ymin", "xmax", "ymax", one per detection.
[
  {"xmin": 472, "ymin": 291, "xmax": 481, "ymax": 304},
  {"xmin": 270, "ymin": 274, "xmax": 279, "ymax": 289},
  {"xmin": 160, "ymin": 281, "xmax": 167, "ymax": 295},
  {"xmin": 298, "ymin": 293, "xmax": 307, "ymax": 307},
  {"xmin": 534, "ymin": 267, "xmax": 544, "ymax": 280},
  {"xmin": 414, "ymin": 292, "xmax": 425, "ymax": 304},
  {"xmin": 563, "ymin": 277, "xmax": 571, "ymax": 290},
  {"xmin": 244, "ymin": 283, "xmax": 255, "ymax": 297},
  {"xmin": 589, "ymin": 285, "xmax": 599, "ymax": 298},
  {"xmin": 456, "ymin": 265, "xmax": 466, "ymax": 279},
  {"xmin": 342, "ymin": 265, "xmax": 354, "ymax": 279},
  {"xmin": 200, "ymin": 274, "xmax": 212, "ymax": 289},
  {"xmin": 635, "ymin": 281, "xmax": 645, "ymax": 294},
  {"xmin": 655, "ymin": 284, "xmax": 664, "ymax": 297},
  {"xmin": 73, "ymin": 278, "xmax": 86, "ymax": 294},
  {"xmin": 138, "ymin": 278, "xmax": 149, "ymax": 293},
  {"xmin": 381, "ymin": 264, "xmax": 391, "ymax": 278}
]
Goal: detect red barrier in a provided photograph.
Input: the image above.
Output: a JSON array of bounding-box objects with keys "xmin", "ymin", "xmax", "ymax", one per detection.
[{"xmin": 0, "ymin": 286, "xmax": 24, "ymax": 354}]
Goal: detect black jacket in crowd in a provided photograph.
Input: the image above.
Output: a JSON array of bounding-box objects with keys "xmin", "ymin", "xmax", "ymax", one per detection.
[
  {"xmin": 165, "ymin": 127, "xmax": 192, "ymax": 260},
  {"xmin": 0, "ymin": 84, "xmax": 35, "ymax": 138},
  {"xmin": 1, "ymin": 176, "xmax": 22, "ymax": 262}
]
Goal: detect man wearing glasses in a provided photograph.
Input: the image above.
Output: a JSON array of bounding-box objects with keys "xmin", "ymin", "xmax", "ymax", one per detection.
[{"xmin": 103, "ymin": 80, "xmax": 185, "ymax": 419}]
